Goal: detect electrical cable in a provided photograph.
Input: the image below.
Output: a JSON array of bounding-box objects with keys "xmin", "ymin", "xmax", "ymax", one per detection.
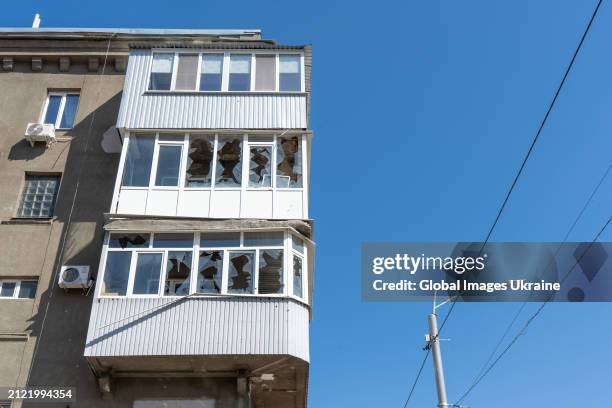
[
  {"xmin": 454, "ymin": 216, "xmax": 611, "ymax": 405},
  {"xmin": 402, "ymin": 348, "xmax": 431, "ymax": 408},
  {"xmin": 435, "ymin": 0, "xmax": 604, "ymax": 339}
]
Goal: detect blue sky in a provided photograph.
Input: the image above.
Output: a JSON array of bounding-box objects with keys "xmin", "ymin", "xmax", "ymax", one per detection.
[{"xmin": 3, "ymin": 0, "xmax": 612, "ymax": 406}]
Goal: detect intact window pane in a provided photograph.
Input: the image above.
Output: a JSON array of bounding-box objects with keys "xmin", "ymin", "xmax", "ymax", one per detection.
[
  {"xmin": 150, "ymin": 53, "xmax": 174, "ymax": 91},
  {"xmin": 43, "ymin": 95, "xmax": 62, "ymax": 126},
  {"xmin": 292, "ymin": 235, "xmax": 305, "ymax": 254},
  {"xmin": 0, "ymin": 282, "xmax": 16, "ymax": 297},
  {"xmin": 229, "ymin": 54, "xmax": 251, "ymax": 91},
  {"xmin": 198, "ymin": 250, "xmax": 223, "ymax": 293},
  {"xmin": 293, "ymin": 255, "xmax": 303, "ymax": 298},
  {"xmin": 175, "ymin": 54, "xmax": 198, "ymax": 91},
  {"xmin": 18, "ymin": 281, "xmax": 37, "ymax": 299},
  {"xmin": 59, "ymin": 95, "xmax": 79, "ymax": 128},
  {"xmin": 164, "ymin": 251, "xmax": 192, "ymax": 296},
  {"xmin": 133, "ymin": 253, "xmax": 162, "ymax": 295},
  {"xmin": 200, "ymin": 54, "xmax": 223, "ymax": 91},
  {"xmin": 259, "ymin": 249, "xmax": 284, "ymax": 294},
  {"xmin": 279, "ymin": 55, "xmax": 301, "ymax": 91},
  {"xmin": 228, "ymin": 252, "xmax": 254, "ymax": 294},
  {"xmin": 249, "ymin": 146, "xmax": 272, "ymax": 188},
  {"xmin": 200, "ymin": 232, "xmax": 240, "ymax": 248},
  {"xmin": 276, "ymin": 136, "xmax": 303, "ymax": 188},
  {"xmin": 109, "ymin": 233, "xmax": 150, "ymax": 249},
  {"xmin": 122, "ymin": 135, "xmax": 155, "ymax": 187},
  {"xmin": 102, "ymin": 252, "xmax": 132, "ymax": 296},
  {"xmin": 255, "ymin": 55, "xmax": 276, "ymax": 91},
  {"xmin": 216, "ymin": 137, "xmax": 242, "ymax": 187},
  {"xmin": 185, "ymin": 136, "xmax": 214, "ymax": 187},
  {"xmin": 244, "ymin": 231, "xmax": 284, "ymax": 247},
  {"xmin": 18, "ymin": 175, "xmax": 60, "ymax": 218},
  {"xmin": 155, "ymin": 145, "xmax": 182, "ymax": 186},
  {"xmin": 153, "ymin": 233, "xmax": 194, "ymax": 248}
]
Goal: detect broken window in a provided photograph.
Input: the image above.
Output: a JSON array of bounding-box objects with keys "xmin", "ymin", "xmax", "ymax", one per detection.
[
  {"xmin": 276, "ymin": 136, "xmax": 302, "ymax": 188},
  {"xmin": 293, "ymin": 255, "xmax": 303, "ymax": 298},
  {"xmin": 249, "ymin": 145, "xmax": 272, "ymax": 187},
  {"xmin": 198, "ymin": 250, "xmax": 223, "ymax": 293},
  {"xmin": 109, "ymin": 233, "xmax": 150, "ymax": 249},
  {"xmin": 149, "ymin": 53, "xmax": 174, "ymax": 91},
  {"xmin": 228, "ymin": 252, "xmax": 254, "ymax": 294},
  {"xmin": 164, "ymin": 251, "xmax": 192, "ymax": 296},
  {"xmin": 132, "ymin": 253, "xmax": 163, "ymax": 295},
  {"xmin": 122, "ymin": 135, "xmax": 155, "ymax": 187},
  {"xmin": 258, "ymin": 249, "xmax": 284, "ymax": 294},
  {"xmin": 101, "ymin": 252, "xmax": 132, "ymax": 296},
  {"xmin": 200, "ymin": 54, "xmax": 224, "ymax": 91},
  {"xmin": 216, "ymin": 137, "xmax": 242, "ymax": 187},
  {"xmin": 185, "ymin": 135, "xmax": 214, "ymax": 187}
]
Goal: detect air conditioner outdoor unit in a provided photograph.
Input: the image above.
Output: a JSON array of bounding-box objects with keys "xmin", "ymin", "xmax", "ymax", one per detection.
[
  {"xmin": 24, "ymin": 122, "xmax": 56, "ymax": 147},
  {"xmin": 58, "ymin": 265, "xmax": 92, "ymax": 290}
]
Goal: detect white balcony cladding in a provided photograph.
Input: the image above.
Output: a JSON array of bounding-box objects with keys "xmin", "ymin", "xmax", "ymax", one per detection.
[
  {"xmin": 116, "ymin": 50, "xmax": 308, "ymax": 130},
  {"xmin": 84, "ymin": 297, "xmax": 309, "ymax": 362}
]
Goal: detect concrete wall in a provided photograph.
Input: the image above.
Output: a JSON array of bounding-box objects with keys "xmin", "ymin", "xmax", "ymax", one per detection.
[{"xmin": 0, "ymin": 52, "xmax": 125, "ymax": 408}]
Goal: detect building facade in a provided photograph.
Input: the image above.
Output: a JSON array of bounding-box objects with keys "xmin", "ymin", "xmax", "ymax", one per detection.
[{"xmin": 0, "ymin": 27, "xmax": 313, "ymax": 408}]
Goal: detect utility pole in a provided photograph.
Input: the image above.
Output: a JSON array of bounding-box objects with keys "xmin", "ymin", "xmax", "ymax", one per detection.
[{"xmin": 427, "ymin": 312, "xmax": 448, "ymax": 407}]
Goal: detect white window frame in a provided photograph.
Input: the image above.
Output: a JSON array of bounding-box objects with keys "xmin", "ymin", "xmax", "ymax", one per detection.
[
  {"xmin": 40, "ymin": 92, "xmax": 80, "ymax": 130},
  {"xmin": 146, "ymin": 50, "xmax": 304, "ymax": 93},
  {"xmin": 97, "ymin": 230, "xmax": 307, "ymax": 303},
  {"xmin": 0, "ymin": 279, "xmax": 38, "ymax": 300}
]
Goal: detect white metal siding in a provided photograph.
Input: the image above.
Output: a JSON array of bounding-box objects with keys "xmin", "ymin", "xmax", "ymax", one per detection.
[
  {"xmin": 85, "ymin": 297, "xmax": 309, "ymax": 362},
  {"xmin": 117, "ymin": 50, "xmax": 308, "ymax": 129}
]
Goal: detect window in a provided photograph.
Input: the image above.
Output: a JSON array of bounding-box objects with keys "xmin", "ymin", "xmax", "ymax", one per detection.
[
  {"xmin": 122, "ymin": 135, "xmax": 155, "ymax": 187},
  {"xmin": 228, "ymin": 252, "xmax": 254, "ymax": 294},
  {"xmin": 132, "ymin": 253, "xmax": 162, "ymax": 295},
  {"xmin": 249, "ymin": 145, "xmax": 272, "ymax": 187},
  {"xmin": 0, "ymin": 280, "xmax": 38, "ymax": 299},
  {"xmin": 279, "ymin": 55, "xmax": 301, "ymax": 91},
  {"xmin": 155, "ymin": 145, "xmax": 183, "ymax": 187},
  {"xmin": 259, "ymin": 249, "xmax": 284, "ymax": 294},
  {"xmin": 216, "ymin": 136, "xmax": 242, "ymax": 187},
  {"xmin": 229, "ymin": 54, "xmax": 251, "ymax": 91},
  {"xmin": 101, "ymin": 252, "xmax": 132, "ymax": 296},
  {"xmin": 18, "ymin": 175, "xmax": 60, "ymax": 218},
  {"xmin": 147, "ymin": 51, "xmax": 303, "ymax": 93},
  {"xmin": 175, "ymin": 54, "xmax": 199, "ymax": 91},
  {"xmin": 200, "ymin": 54, "xmax": 223, "ymax": 91},
  {"xmin": 100, "ymin": 231, "xmax": 307, "ymax": 300},
  {"xmin": 185, "ymin": 135, "xmax": 214, "ymax": 187},
  {"xmin": 276, "ymin": 137, "xmax": 303, "ymax": 188},
  {"xmin": 43, "ymin": 93, "xmax": 79, "ymax": 129},
  {"xmin": 293, "ymin": 255, "xmax": 304, "ymax": 298},
  {"xmin": 198, "ymin": 250, "xmax": 223, "ymax": 293},
  {"xmin": 255, "ymin": 55, "xmax": 276, "ymax": 91},
  {"xmin": 150, "ymin": 53, "xmax": 174, "ymax": 90}
]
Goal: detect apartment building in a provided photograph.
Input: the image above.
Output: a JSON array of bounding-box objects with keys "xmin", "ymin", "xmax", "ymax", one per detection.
[{"xmin": 0, "ymin": 27, "xmax": 313, "ymax": 408}]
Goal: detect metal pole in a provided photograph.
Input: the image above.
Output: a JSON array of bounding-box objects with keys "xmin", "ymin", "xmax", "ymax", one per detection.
[{"xmin": 428, "ymin": 313, "xmax": 448, "ymax": 407}]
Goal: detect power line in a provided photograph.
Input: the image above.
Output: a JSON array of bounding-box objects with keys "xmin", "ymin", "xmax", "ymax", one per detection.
[
  {"xmin": 455, "ymin": 216, "xmax": 611, "ymax": 405},
  {"xmin": 436, "ymin": 0, "xmax": 604, "ymax": 339},
  {"xmin": 402, "ymin": 348, "xmax": 430, "ymax": 408},
  {"xmin": 469, "ymin": 158, "xmax": 612, "ymax": 384}
]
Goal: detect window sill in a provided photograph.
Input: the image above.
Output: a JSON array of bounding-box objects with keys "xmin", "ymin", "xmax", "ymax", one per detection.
[{"xmin": 1, "ymin": 216, "xmax": 56, "ymax": 225}]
